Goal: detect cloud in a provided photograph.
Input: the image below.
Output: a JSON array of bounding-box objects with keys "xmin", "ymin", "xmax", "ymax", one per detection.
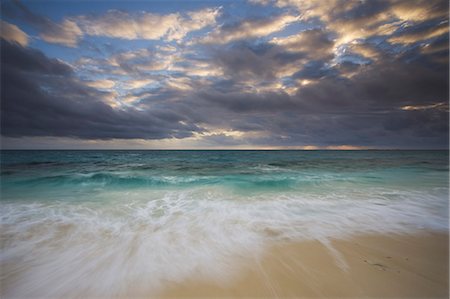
[
  {"xmin": 388, "ymin": 20, "xmax": 449, "ymax": 44},
  {"xmin": 0, "ymin": 20, "xmax": 28, "ymax": 46},
  {"xmin": 212, "ymin": 42, "xmax": 281, "ymax": 80},
  {"xmin": 39, "ymin": 19, "xmax": 82, "ymax": 47},
  {"xmin": 84, "ymin": 79, "xmax": 116, "ymax": 89},
  {"xmin": 344, "ymin": 42, "xmax": 381, "ymax": 61},
  {"xmin": 248, "ymin": 0, "xmax": 273, "ymax": 5},
  {"xmin": 89, "ymin": 7, "xmax": 219, "ymax": 42},
  {"xmin": 272, "ymin": 0, "xmax": 448, "ymax": 48},
  {"xmin": 124, "ymin": 78, "xmax": 154, "ymax": 89},
  {"xmin": 108, "ymin": 48, "xmax": 177, "ymax": 73},
  {"xmin": 3, "ymin": 39, "xmax": 448, "ymax": 147},
  {"xmin": 208, "ymin": 39, "xmax": 317, "ymax": 83},
  {"xmin": 172, "ymin": 60, "xmax": 224, "ymax": 77},
  {"xmin": 1, "ymin": 1, "xmax": 448, "ymax": 149},
  {"xmin": 292, "ymin": 60, "xmax": 336, "ymax": 80},
  {"xmin": 77, "ymin": 10, "xmax": 180, "ymax": 40},
  {"xmin": 389, "ymin": 0, "xmax": 448, "ymax": 21},
  {"xmin": 200, "ymin": 14, "xmax": 299, "ymax": 44},
  {"xmin": 199, "ymin": 89, "xmax": 295, "ymax": 113},
  {"xmin": 0, "ymin": 37, "xmax": 73, "ymax": 74},
  {"xmin": 400, "ymin": 102, "xmax": 449, "ymax": 111},
  {"xmin": 177, "ymin": 7, "xmax": 222, "ymax": 40},
  {"xmin": 184, "ymin": 37, "xmax": 448, "ymax": 148},
  {"xmin": 419, "ymin": 35, "xmax": 449, "ymax": 64},
  {"xmin": 0, "ymin": 40, "xmax": 200, "ymax": 139},
  {"xmin": 270, "ymin": 29, "xmax": 334, "ymax": 60},
  {"xmin": 5, "ymin": 0, "xmax": 82, "ymax": 47},
  {"xmin": 6, "ymin": 2, "xmax": 220, "ymax": 46}
]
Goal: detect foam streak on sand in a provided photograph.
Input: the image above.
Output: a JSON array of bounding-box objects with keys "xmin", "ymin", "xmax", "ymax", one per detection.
[
  {"xmin": 161, "ymin": 233, "xmax": 449, "ymax": 298},
  {"xmin": 0, "ymin": 150, "xmax": 448, "ymax": 298}
]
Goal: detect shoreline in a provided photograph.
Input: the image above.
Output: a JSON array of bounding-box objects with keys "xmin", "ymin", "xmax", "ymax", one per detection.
[{"xmin": 160, "ymin": 231, "xmax": 449, "ymax": 298}]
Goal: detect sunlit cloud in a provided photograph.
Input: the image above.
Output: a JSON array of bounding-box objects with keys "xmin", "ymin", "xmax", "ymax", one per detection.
[
  {"xmin": 124, "ymin": 78, "xmax": 154, "ymax": 89},
  {"xmin": 200, "ymin": 14, "xmax": 299, "ymax": 44},
  {"xmin": 4, "ymin": 1, "xmax": 82, "ymax": 47},
  {"xmin": 400, "ymin": 102, "xmax": 449, "ymax": 111},
  {"xmin": 85, "ymin": 79, "xmax": 116, "ymax": 89},
  {"xmin": 267, "ymin": 0, "xmax": 448, "ymax": 49},
  {"xmin": 166, "ymin": 77, "xmax": 194, "ymax": 91},
  {"xmin": 0, "ymin": 20, "xmax": 28, "ymax": 46},
  {"xmin": 63, "ymin": 7, "xmax": 220, "ymax": 44},
  {"xmin": 344, "ymin": 42, "xmax": 381, "ymax": 60},
  {"xmin": 390, "ymin": 0, "xmax": 448, "ymax": 21}
]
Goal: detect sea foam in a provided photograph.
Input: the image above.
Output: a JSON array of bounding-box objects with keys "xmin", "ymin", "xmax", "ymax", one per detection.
[{"xmin": 1, "ymin": 185, "xmax": 447, "ymax": 298}]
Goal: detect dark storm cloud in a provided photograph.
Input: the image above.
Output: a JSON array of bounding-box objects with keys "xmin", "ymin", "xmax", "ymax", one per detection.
[
  {"xmin": 186, "ymin": 32, "xmax": 448, "ymax": 148},
  {"xmin": 208, "ymin": 28, "xmax": 336, "ymax": 83},
  {"xmin": 333, "ymin": 0, "xmax": 390, "ymax": 20},
  {"xmin": 420, "ymin": 35, "xmax": 449, "ymax": 64},
  {"xmin": 1, "ymin": 40, "xmax": 72, "ymax": 75},
  {"xmin": 298, "ymin": 58, "xmax": 448, "ymax": 111},
  {"xmin": 0, "ymin": 40, "xmax": 200, "ymax": 139},
  {"xmin": 292, "ymin": 60, "xmax": 336, "ymax": 80},
  {"xmin": 212, "ymin": 42, "xmax": 282, "ymax": 80},
  {"xmin": 3, "ymin": 0, "xmax": 52, "ymax": 29},
  {"xmin": 272, "ymin": 29, "xmax": 335, "ymax": 60},
  {"xmin": 199, "ymin": 90, "xmax": 295, "ymax": 113}
]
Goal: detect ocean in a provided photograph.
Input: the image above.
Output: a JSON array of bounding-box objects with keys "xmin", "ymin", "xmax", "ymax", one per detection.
[{"xmin": 1, "ymin": 150, "xmax": 448, "ymax": 297}]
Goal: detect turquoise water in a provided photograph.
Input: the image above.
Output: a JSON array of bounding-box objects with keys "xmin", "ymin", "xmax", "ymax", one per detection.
[
  {"xmin": 1, "ymin": 150, "xmax": 448, "ymax": 297},
  {"xmin": 2, "ymin": 150, "xmax": 448, "ymax": 196}
]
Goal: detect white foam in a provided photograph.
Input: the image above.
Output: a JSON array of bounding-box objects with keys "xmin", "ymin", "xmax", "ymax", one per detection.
[{"xmin": 1, "ymin": 186, "xmax": 448, "ymax": 298}]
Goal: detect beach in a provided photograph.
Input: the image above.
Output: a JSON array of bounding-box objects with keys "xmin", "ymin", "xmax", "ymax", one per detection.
[
  {"xmin": 161, "ymin": 232, "xmax": 448, "ymax": 298},
  {"xmin": 1, "ymin": 150, "xmax": 448, "ymax": 298}
]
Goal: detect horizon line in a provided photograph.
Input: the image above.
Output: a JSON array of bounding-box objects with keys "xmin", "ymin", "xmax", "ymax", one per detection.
[{"xmin": 0, "ymin": 148, "xmax": 448, "ymax": 151}]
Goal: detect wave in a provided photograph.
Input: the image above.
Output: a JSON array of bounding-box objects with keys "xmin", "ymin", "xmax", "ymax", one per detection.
[
  {"xmin": 1, "ymin": 186, "xmax": 448, "ymax": 298},
  {"xmin": 8, "ymin": 172, "xmax": 219, "ymax": 188},
  {"xmin": 5, "ymin": 171, "xmax": 345, "ymax": 191}
]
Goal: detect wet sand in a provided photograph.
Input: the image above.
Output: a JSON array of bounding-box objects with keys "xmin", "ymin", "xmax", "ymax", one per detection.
[{"xmin": 161, "ymin": 232, "xmax": 449, "ymax": 298}]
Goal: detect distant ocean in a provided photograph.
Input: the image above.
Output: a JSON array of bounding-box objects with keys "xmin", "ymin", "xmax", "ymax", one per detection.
[{"xmin": 1, "ymin": 150, "xmax": 448, "ymax": 297}]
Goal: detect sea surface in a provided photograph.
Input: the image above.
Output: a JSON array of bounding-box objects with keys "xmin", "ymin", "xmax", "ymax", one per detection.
[{"xmin": 1, "ymin": 150, "xmax": 448, "ymax": 297}]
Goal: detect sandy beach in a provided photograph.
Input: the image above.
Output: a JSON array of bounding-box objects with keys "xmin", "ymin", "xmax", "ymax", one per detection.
[{"xmin": 161, "ymin": 232, "xmax": 449, "ymax": 298}]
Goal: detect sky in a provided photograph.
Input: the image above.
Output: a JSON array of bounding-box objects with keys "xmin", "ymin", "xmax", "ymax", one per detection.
[{"xmin": 0, "ymin": 0, "xmax": 448, "ymax": 149}]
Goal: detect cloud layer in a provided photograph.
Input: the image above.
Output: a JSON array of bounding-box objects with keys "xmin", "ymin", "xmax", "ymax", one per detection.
[{"xmin": 1, "ymin": 0, "xmax": 448, "ymax": 148}]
